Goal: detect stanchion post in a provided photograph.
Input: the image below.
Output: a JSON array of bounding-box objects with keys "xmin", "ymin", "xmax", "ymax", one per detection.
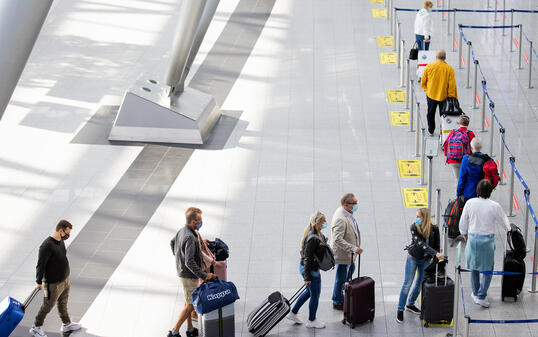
[
  {"xmin": 447, "ymin": 0, "xmax": 451, "ymax": 35},
  {"xmin": 400, "ymin": 42, "xmax": 405, "ymax": 85},
  {"xmin": 489, "ymin": 101, "xmax": 494, "ymax": 155},
  {"xmin": 406, "ymin": 59, "xmax": 411, "ymax": 109},
  {"xmin": 415, "ymin": 103, "xmax": 421, "ymax": 157},
  {"xmin": 427, "ymin": 156, "xmax": 433, "ymax": 211},
  {"xmin": 499, "ymin": 128, "xmax": 506, "ymax": 185},
  {"xmin": 524, "ymin": 189, "xmax": 530, "ymax": 246},
  {"xmin": 459, "ymin": 27, "xmax": 463, "ymax": 69},
  {"xmin": 529, "ymin": 41, "xmax": 533, "ymax": 89},
  {"xmin": 510, "ymin": 9, "xmax": 514, "ymax": 51},
  {"xmin": 494, "ymin": 0, "xmax": 498, "ymax": 21},
  {"xmin": 502, "ymin": 0, "xmax": 506, "ymax": 35},
  {"xmin": 395, "ymin": 22, "xmax": 400, "ymax": 52},
  {"xmin": 481, "ymin": 80, "xmax": 487, "ymax": 132},
  {"xmin": 473, "ymin": 60, "xmax": 479, "ymax": 109},
  {"xmin": 530, "ymin": 226, "xmax": 538, "ymax": 293},
  {"xmin": 466, "ymin": 41, "xmax": 472, "ymax": 88},
  {"xmin": 519, "ymin": 24, "xmax": 523, "ymax": 69},
  {"xmin": 449, "ymin": 266, "xmax": 461, "ymax": 337},
  {"xmin": 442, "ymin": 0, "xmax": 446, "ymax": 21},
  {"xmin": 398, "ymin": 39, "xmax": 403, "ymax": 70},
  {"xmin": 421, "ymin": 129, "xmax": 426, "ymax": 185},
  {"xmin": 436, "ymin": 188, "xmax": 441, "ymax": 223},
  {"xmin": 508, "ymin": 156, "xmax": 516, "ymax": 217},
  {"xmin": 452, "ymin": 9, "xmax": 457, "ymax": 38},
  {"xmin": 464, "ymin": 315, "xmax": 471, "ymax": 337}
]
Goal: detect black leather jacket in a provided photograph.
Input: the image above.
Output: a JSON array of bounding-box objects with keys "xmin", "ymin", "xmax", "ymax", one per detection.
[
  {"xmin": 405, "ymin": 224, "xmax": 440, "ymax": 260},
  {"xmin": 300, "ymin": 230, "xmax": 327, "ymax": 282}
]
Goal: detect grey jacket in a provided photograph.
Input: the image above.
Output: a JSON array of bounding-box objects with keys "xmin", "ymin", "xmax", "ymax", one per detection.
[
  {"xmin": 330, "ymin": 206, "xmax": 361, "ymax": 265},
  {"xmin": 170, "ymin": 225, "xmax": 207, "ymax": 280}
]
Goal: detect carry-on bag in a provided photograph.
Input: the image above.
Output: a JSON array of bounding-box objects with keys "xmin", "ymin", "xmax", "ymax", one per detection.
[
  {"xmin": 200, "ymin": 303, "xmax": 234, "ymax": 337},
  {"xmin": 0, "ymin": 288, "xmax": 40, "ymax": 337},
  {"xmin": 421, "ymin": 260, "xmax": 454, "ymax": 327},
  {"xmin": 441, "ymin": 114, "xmax": 462, "ymax": 143},
  {"xmin": 441, "ymin": 97, "xmax": 464, "ymax": 116},
  {"xmin": 192, "ymin": 279, "xmax": 239, "ymax": 315},
  {"xmin": 342, "ymin": 255, "xmax": 375, "ymax": 328},
  {"xmin": 443, "ymin": 198, "xmax": 464, "ymax": 240},
  {"xmin": 210, "ymin": 260, "xmax": 227, "ymax": 281},
  {"xmin": 501, "ymin": 226, "xmax": 526, "ymax": 302},
  {"xmin": 507, "ymin": 224, "xmax": 526, "ymax": 260},
  {"xmin": 409, "ymin": 42, "xmax": 418, "ymax": 60},
  {"xmin": 246, "ymin": 284, "xmax": 307, "ymax": 337}
]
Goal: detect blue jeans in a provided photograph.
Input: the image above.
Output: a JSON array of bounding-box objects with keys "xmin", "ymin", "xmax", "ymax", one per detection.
[
  {"xmin": 415, "ymin": 34, "xmax": 430, "ymax": 50},
  {"xmin": 398, "ymin": 255, "xmax": 427, "ymax": 311},
  {"xmin": 470, "ymin": 270, "xmax": 492, "ymax": 300},
  {"xmin": 332, "ymin": 263, "xmax": 355, "ymax": 305},
  {"xmin": 292, "ymin": 264, "xmax": 321, "ymax": 322}
]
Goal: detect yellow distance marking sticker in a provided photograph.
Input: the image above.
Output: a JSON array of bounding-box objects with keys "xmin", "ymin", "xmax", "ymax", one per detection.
[
  {"xmin": 370, "ymin": 0, "xmax": 385, "ymax": 3},
  {"xmin": 402, "ymin": 188, "xmax": 428, "ymax": 208},
  {"xmin": 386, "ymin": 89, "xmax": 406, "ymax": 103},
  {"xmin": 372, "ymin": 9, "xmax": 387, "ymax": 17},
  {"xmin": 380, "ymin": 53, "xmax": 397, "ymax": 64},
  {"xmin": 390, "ymin": 111, "xmax": 409, "ymax": 126},
  {"xmin": 376, "ymin": 36, "xmax": 393, "ymax": 47},
  {"xmin": 398, "ymin": 160, "xmax": 421, "ymax": 177}
]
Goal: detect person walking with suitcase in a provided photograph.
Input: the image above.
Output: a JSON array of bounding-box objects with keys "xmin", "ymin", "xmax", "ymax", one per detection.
[
  {"xmin": 397, "ymin": 208, "xmax": 443, "ymax": 323},
  {"xmin": 421, "ymin": 50, "xmax": 458, "ymax": 136},
  {"xmin": 286, "ymin": 211, "xmax": 328, "ymax": 329},
  {"xmin": 330, "ymin": 193, "xmax": 362, "ymax": 310},
  {"xmin": 443, "ymin": 115, "xmax": 476, "ymax": 179},
  {"xmin": 30, "ymin": 220, "xmax": 81, "ymax": 337},
  {"xmin": 459, "ymin": 180, "xmax": 511, "ymax": 308},
  {"xmin": 169, "ymin": 207, "xmax": 215, "ymax": 337},
  {"xmin": 414, "ymin": 1, "xmax": 433, "ymax": 50}
]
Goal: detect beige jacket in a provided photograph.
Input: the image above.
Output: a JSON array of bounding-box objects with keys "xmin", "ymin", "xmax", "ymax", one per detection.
[{"xmin": 329, "ymin": 206, "xmax": 361, "ymax": 265}]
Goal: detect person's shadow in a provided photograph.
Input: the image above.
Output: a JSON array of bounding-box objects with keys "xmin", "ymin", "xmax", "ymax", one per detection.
[{"xmin": 11, "ymin": 325, "xmax": 100, "ymax": 337}]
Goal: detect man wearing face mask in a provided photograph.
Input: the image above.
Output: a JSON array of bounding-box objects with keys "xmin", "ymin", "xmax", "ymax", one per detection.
[
  {"xmin": 168, "ymin": 207, "xmax": 215, "ymax": 337},
  {"xmin": 330, "ymin": 193, "xmax": 363, "ymax": 310},
  {"xmin": 30, "ymin": 220, "xmax": 81, "ymax": 337}
]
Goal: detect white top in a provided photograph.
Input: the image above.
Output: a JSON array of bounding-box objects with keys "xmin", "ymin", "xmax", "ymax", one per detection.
[
  {"xmin": 459, "ymin": 197, "xmax": 511, "ymax": 235},
  {"xmin": 414, "ymin": 8, "xmax": 433, "ymax": 38}
]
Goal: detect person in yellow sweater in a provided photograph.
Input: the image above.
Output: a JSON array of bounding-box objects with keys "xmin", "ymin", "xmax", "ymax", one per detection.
[{"xmin": 421, "ymin": 50, "xmax": 458, "ymax": 135}]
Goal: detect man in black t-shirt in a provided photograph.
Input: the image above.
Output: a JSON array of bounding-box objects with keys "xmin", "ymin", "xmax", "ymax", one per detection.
[{"xmin": 30, "ymin": 220, "xmax": 81, "ymax": 337}]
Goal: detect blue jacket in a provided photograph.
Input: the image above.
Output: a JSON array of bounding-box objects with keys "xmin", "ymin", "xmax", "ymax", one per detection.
[{"xmin": 457, "ymin": 153, "xmax": 489, "ymax": 198}]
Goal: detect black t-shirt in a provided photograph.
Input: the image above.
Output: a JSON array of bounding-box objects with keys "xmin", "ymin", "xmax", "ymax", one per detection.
[{"xmin": 35, "ymin": 236, "xmax": 70, "ymax": 284}]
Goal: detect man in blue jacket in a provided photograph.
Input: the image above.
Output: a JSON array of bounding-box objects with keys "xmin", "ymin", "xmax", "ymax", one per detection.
[{"xmin": 457, "ymin": 138, "xmax": 489, "ymax": 201}]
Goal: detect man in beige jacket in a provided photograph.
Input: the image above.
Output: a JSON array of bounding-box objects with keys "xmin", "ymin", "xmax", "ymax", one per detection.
[{"xmin": 330, "ymin": 193, "xmax": 363, "ymax": 310}]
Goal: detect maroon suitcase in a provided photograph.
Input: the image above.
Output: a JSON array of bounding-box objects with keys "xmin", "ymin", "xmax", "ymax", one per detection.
[{"xmin": 342, "ymin": 255, "xmax": 375, "ymax": 328}]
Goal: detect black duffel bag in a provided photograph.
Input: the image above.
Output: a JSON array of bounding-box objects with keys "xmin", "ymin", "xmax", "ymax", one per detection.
[
  {"xmin": 207, "ymin": 238, "xmax": 229, "ymax": 261},
  {"xmin": 441, "ymin": 97, "xmax": 464, "ymax": 116}
]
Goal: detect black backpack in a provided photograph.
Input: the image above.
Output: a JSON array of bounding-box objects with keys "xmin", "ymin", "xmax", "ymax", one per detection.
[
  {"xmin": 507, "ymin": 224, "xmax": 526, "ymax": 260},
  {"xmin": 444, "ymin": 198, "xmax": 465, "ymax": 239}
]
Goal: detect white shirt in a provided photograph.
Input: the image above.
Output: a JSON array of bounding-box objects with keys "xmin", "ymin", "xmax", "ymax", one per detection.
[
  {"xmin": 459, "ymin": 197, "xmax": 511, "ymax": 235},
  {"xmin": 414, "ymin": 8, "xmax": 433, "ymax": 38}
]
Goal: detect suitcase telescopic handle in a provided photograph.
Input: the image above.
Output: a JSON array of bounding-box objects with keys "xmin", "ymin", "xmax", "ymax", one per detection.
[
  {"xmin": 289, "ymin": 284, "xmax": 307, "ymax": 304},
  {"xmin": 22, "ymin": 288, "xmax": 40, "ymax": 312},
  {"xmin": 347, "ymin": 253, "xmax": 361, "ymax": 282}
]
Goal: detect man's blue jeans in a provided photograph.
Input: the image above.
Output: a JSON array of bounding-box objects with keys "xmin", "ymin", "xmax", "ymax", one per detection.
[
  {"xmin": 332, "ymin": 263, "xmax": 355, "ymax": 305},
  {"xmin": 398, "ymin": 255, "xmax": 427, "ymax": 311},
  {"xmin": 292, "ymin": 264, "xmax": 322, "ymax": 322},
  {"xmin": 415, "ymin": 34, "xmax": 430, "ymax": 50},
  {"xmin": 470, "ymin": 270, "xmax": 492, "ymax": 300}
]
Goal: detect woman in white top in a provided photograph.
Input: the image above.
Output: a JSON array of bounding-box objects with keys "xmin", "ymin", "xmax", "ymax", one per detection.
[
  {"xmin": 414, "ymin": 1, "xmax": 433, "ymax": 50},
  {"xmin": 459, "ymin": 179, "xmax": 511, "ymax": 308}
]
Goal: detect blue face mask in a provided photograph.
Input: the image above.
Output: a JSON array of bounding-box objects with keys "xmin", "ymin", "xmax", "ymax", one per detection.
[
  {"xmin": 351, "ymin": 204, "xmax": 358, "ymax": 213},
  {"xmin": 321, "ymin": 222, "xmax": 327, "ymax": 230},
  {"xmin": 195, "ymin": 221, "xmax": 203, "ymax": 230},
  {"xmin": 415, "ymin": 218, "xmax": 422, "ymax": 226}
]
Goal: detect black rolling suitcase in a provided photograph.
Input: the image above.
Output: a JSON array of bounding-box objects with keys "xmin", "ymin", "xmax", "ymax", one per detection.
[
  {"xmin": 342, "ymin": 255, "xmax": 375, "ymax": 328},
  {"xmin": 421, "ymin": 260, "xmax": 454, "ymax": 327},
  {"xmin": 501, "ymin": 225, "xmax": 526, "ymax": 301},
  {"xmin": 246, "ymin": 285, "xmax": 306, "ymax": 337}
]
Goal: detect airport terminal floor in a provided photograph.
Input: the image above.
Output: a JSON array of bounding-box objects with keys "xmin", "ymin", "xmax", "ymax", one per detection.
[{"xmin": 2, "ymin": 0, "xmax": 538, "ymax": 336}]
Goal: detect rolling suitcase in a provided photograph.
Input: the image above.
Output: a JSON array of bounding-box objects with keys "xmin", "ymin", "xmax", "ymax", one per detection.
[
  {"xmin": 246, "ymin": 285, "xmax": 306, "ymax": 337},
  {"xmin": 342, "ymin": 255, "xmax": 375, "ymax": 328},
  {"xmin": 0, "ymin": 288, "xmax": 40, "ymax": 337},
  {"xmin": 501, "ymin": 250, "xmax": 525, "ymax": 301},
  {"xmin": 421, "ymin": 261, "xmax": 454, "ymax": 327},
  {"xmin": 200, "ymin": 303, "xmax": 234, "ymax": 337},
  {"xmin": 441, "ymin": 114, "xmax": 461, "ymax": 143}
]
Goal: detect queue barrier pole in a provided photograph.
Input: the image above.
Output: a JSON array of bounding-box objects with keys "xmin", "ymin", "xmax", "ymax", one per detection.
[
  {"xmin": 473, "ymin": 60, "xmax": 479, "ymax": 109},
  {"xmin": 524, "ymin": 189, "xmax": 530, "ymax": 246},
  {"xmin": 466, "ymin": 41, "xmax": 472, "ymax": 88},
  {"xmin": 427, "ymin": 155, "xmax": 433, "ymax": 211},
  {"xmin": 509, "ymin": 156, "xmax": 516, "ymax": 217},
  {"xmin": 494, "ymin": 0, "xmax": 498, "ymax": 21},
  {"xmin": 464, "ymin": 315, "xmax": 471, "ymax": 337},
  {"xmin": 447, "ymin": 265, "xmax": 461, "ymax": 337},
  {"xmin": 529, "ymin": 41, "xmax": 533, "ymax": 89},
  {"xmin": 452, "ymin": 9, "xmax": 457, "ymax": 38},
  {"xmin": 398, "ymin": 39, "xmax": 404, "ymax": 70},
  {"xmin": 416, "ymin": 102, "xmax": 421, "ymax": 156},
  {"xmin": 519, "ymin": 25, "xmax": 523, "ymax": 69},
  {"xmin": 442, "ymin": 0, "xmax": 446, "ymax": 21},
  {"xmin": 530, "ymin": 222, "xmax": 538, "ymax": 293},
  {"xmin": 510, "ymin": 9, "xmax": 514, "ymax": 51},
  {"xmin": 406, "ymin": 59, "xmax": 411, "ymax": 109},
  {"xmin": 447, "ymin": 0, "xmax": 451, "ymax": 34},
  {"xmin": 502, "ymin": 0, "xmax": 506, "ymax": 35},
  {"xmin": 481, "ymin": 80, "xmax": 487, "ymax": 132},
  {"xmin": 499, "ymin": 128, "xmax": 506, "ymax": 185},
  {"xmin": 436, "ymin": 188, "xmax": 441, "ymax": 223},
  {"xmin": 459, "ymin": 26, "xmax": 463, "ymax": 69},
  {"xmin": 421, "ymin": 127, "xmax": 426, "ymax": 185},
  {"xmin": 395, "ymin": 22, "xmax": 400, "ymax": 52},
  {"xmin": 489, "ymin": 102, "xmax": 495, "ymax": 156}
]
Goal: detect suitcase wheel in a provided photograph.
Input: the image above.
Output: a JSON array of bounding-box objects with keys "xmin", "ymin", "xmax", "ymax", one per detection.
[
  {"xmin": 424, "ymin": 322, "xmax": 429, "ymax": 327},
  {"xmin": 370, "ymin": 318, "xmax": 374, "ymax": 322},
  {"xmin": 341, "ymin": 319, "xmax": 346, "ymax": 325},
  {"xmin": 351, "ymin": 323, "xmax": 355, "ymax": 329}
]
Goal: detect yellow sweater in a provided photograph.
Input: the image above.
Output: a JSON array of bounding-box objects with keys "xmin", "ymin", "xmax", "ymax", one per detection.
[{"xmin": 421, "ymin": 60, "xmax": 458, "ymax": 101}]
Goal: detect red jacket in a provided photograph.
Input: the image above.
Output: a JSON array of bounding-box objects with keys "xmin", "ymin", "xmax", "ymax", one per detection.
[{"xmin": 443, "ymin": 127, "xmax": 476, "ymax": 163}]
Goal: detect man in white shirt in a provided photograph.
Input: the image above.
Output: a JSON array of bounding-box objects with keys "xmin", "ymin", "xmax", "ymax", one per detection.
[
  {"xmin": 459, "ymin": 179, "xmax": 511, "ymax": 308},
  {"xmin": 414, "ymin": 1, "xmax": 433, "ymax": 50}
]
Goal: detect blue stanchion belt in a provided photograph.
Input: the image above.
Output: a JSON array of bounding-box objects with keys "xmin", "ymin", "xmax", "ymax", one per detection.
[
  {"xmin": 508, "ymin": 158, "xmax": 530, "ymax": 190},
  {"xmin": 459, "ymin": 25, "xmax": 520, "ymax": 29},
  {"xmin": 394, "ymin": 8, "xmax": 514, "ymax": 13},
  {"xmin": 460, "ymin": 268, "xmax": 538, "ymax": 275},
  {"xmin": 523, "ymin": 189, "xmax": 538, "ymax": 229},
  {"xmin": 470, "ymin": 318, "xmax": 538, "ymax": 324}
]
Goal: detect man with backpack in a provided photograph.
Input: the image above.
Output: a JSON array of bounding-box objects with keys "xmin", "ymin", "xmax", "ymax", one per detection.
[
  {"xmin": 457, "ymin": 138, "xmax": 500, "ymax": 202},
  {"xmin": 443, "ymin": 115, "xmax": 475, "ymax": 179}
]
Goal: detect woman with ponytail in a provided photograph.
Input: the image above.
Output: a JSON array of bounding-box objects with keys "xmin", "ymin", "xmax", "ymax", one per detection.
[
  {"xmin": 285, "ymin": 211, "xmax": 328, "ymax": 329},
  {"xmin": 396, "ymin": 208, "xmax": 443, "ymax": 323}
]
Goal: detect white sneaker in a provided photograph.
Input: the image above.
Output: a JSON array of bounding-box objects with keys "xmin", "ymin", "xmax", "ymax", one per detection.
[
  {"xmin": 29, "ymin": 326, "xmax": 47, "ymax": 337},
  {"xmin": 60, "ymin": 321, "xmax": 82, "ymax": 332},
  {"xmin": 476, "ymin": 298, "xmax": 490, "ymax": 308},
  {"xmin": 285, "ymin": 312, "xmax": 303, "ymax": 324},
  {"xmin": 471, "ymin": 293, "xmax": 479, "ymax": 304},
  {"xmin": 305, "ymin": 319, "xmax": 326, "ymax": 329}
]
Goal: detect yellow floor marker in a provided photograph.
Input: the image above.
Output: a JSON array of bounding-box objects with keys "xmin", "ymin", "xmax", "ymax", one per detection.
[
  {"xmin": 386, "ymin": 89, "xmax": 406, "ymax": 103},
  {"xmin": 372, "ymin": 9, "xmax": 387, "ymax": 18},
  {"xmin": 402, "ymin": 188, "xmax": 428, "ymax": 208},
  {"xmin": 390, "ymin": 111, "xmax": 409, "ymax": 126},
  {"xmin": 376, "ymin": 36, "xmax": 393, "ymax": 47},
  {"xmin": 380, "ymin": 53, "xmax": 397, "ymax": 64},
  {"xmin": 370, "ymin": 0, "xmax": 385, "ymax": 3},
  {"xmin": 398, "ymin": 160, "xmax": 421, "ymax": 177}
]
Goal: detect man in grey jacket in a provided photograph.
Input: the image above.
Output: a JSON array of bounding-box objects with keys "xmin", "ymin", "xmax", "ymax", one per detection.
[
  {"xmin": 168, "ymin": 207, "xmax": 215, "ymax": 337},
  {"xmin": 330, "ymin": 193, "xmax": 362, "ymax": 310}
]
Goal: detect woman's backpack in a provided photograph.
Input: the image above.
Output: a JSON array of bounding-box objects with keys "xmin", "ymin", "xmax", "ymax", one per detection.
[{"xmin": 306, "ymin": 234, "xmax": 335, "ymax": 271}]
